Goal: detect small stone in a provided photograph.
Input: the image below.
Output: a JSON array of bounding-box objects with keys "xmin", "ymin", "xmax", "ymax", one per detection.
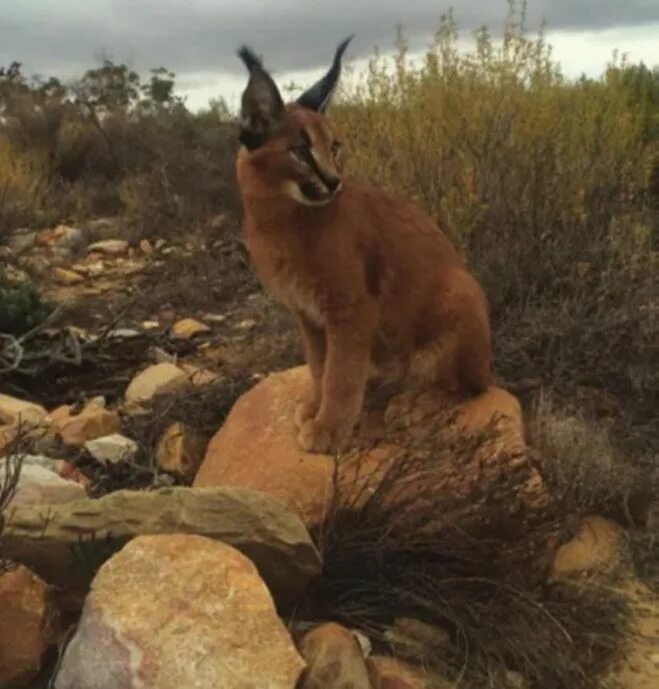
[
  {"xmin": 53, "ymin": 267, "xmax": 85, "ymax": 285},
  {"xmin": 139, "ymin": 239, "xmax": 153, "ymax": 254},
  {"xmin": 2, "ymin": 264, "xmax": 30, "ymax": 284},
  {"xmin": 0, "ymin": 394, "xmax": 48, "ymax": 428},
  {"xmin": 551, "ymin": 515, "xmax": 626, "ymax": 582},
  {"xmin": 383, "ymin": 617, "xmax": 451, "ymax": 661},
  {"xmin": 297, "ymin": 623, "xmax": 372, "ymax": 689},
  {"xmin": 107, "ymin": 328, "xmax": 141, "ymax": 339},
  {"xmin": 124, "ymin": 363, "xmax": 191, "ymax": 413},
  {"xmin": 180, "ymin": 363, "xmax": 220, "ymax": 386},
  {"xmin": 367, "ymin": 656, "xmax": 451, "ymax": 689},
  {"xmin": 236, "ymin": 318, "xmax": 257, "ymax": 330},
  {"xmin": 37, "ymin": 225, "xmax": 83, "ymax": 252},
  {"xmin": 0, "ymin": 565, "xmax": 60, "ymax": 688},
  {"xmin": 141, "ymin": 320, "xmax": 160, "ymax": 330},
  {"xmin": 85, "ymin": 434, "xmax": 138, "ymax": 465},
  {"xmin": 84, "ymin": 260, "xmax": 105, "ymax": 276},
  {"xmin": 87, "ymin": 239, "xmax": 129, "ymax": 256},
  {"xmin": 156, "ymin": 422, "xmax": 206, "ymax": 480},
  {"xmin": 170, "ymin": 318, "xmax": 211, "ymax": 340},
  {"xmin": 204, "ymin": 313, "xmax": 227, "ymax": 324},
  {"xmin": 53, "ymin": 535, "xmax": 305, "ymax": 689},
  {"xmin": 8, "ymin": 229, "xmax": 37, "ymax": 254},
  {"xmin": 49, "ymin": 401, "xmax": 121, "ymax": 448}
]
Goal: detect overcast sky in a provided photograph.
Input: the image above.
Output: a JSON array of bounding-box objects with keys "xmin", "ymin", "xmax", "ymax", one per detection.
[{"xmin": 1, "ymin": 1, "xmax": 658, "ymax": 110}]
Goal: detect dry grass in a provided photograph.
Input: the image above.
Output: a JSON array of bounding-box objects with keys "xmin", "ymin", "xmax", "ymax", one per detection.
[
  {"xmin": 528, "ymin": 393, "xmax": 648, "ymax": 520},
  {"xmin": 334, "ymin": 5, "xmax": 657, "ymax": 449},
  {"xmin": 300, "ymin": 413, "xmax": 631, "ymax": 689}
]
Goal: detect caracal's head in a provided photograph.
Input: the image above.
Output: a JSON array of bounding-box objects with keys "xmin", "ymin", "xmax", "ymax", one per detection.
[{"xmin": 235, "ymin": 37, "xmax": 352, "ymax": 207}]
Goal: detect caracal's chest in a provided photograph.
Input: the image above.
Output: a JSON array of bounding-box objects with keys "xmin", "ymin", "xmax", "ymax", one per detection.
[{"xmin": 245, "ymin": 228, "xmax": 326, "ymax": 327}]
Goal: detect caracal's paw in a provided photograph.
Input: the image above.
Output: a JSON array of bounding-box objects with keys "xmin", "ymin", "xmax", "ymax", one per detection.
[
  {"xmin": 297, "ymin": 418, "xmax": 354, "ymax": 455},
  {"xmin": 294, "ymin": 396, "xmax": 321, "ymax": 429}
]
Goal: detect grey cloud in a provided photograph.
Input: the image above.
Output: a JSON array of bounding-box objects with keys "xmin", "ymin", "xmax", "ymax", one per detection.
[{"xmin": 1, "ymin": 1, "xmax": 657, "ymax": 81}]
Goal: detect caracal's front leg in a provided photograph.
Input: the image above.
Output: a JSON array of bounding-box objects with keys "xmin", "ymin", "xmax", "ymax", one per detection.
[
  {"xmin": 298, "ymin": 305, "xmax": 376, "ymax": 454},
  {"xmin": 294, "ymin": 313, "xmax": 327, "ymax": 428}
]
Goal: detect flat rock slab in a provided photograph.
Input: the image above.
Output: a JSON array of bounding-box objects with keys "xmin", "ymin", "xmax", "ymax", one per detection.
[
  {"xmin": 54, "ymin": 535, "xmax": 306, "ymax": 689},
  {"xmin": 3, "ymin": 486, "xmax": 321, "ymax": 605}
]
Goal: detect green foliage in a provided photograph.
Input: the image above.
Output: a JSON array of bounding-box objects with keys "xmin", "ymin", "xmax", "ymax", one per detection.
[{"xmin": 0, "ymin": 268, "xmax": 51, "ymax": 336}]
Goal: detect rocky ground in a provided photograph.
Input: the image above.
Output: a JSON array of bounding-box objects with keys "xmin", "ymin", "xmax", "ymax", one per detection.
[{"xmin": 0, "ymin": 219, "xmax": 657, "ymax": 689}]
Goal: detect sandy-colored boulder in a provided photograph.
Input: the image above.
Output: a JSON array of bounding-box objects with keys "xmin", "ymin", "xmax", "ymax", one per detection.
[
  {"xmin": 49, "ymin": 401, "xmax": 121, "ymax": 448},
  {"xmin": 156, "ymin": 422, "xmax": 206, "ymax": 479},
  {"xmin": 0, "ymin": 565, "xmax": 60, "ymax": 688},
  {"xmin": 0, "ymin": 394, "xmax": 47, "ymax": 428},
  {"xmin": 53, "ymin": 535, "xmax": 305, "ymax": 689},
  {"xmin": 297, "ymin": 623, "xmax": 372, "ymax": 689},
  {"xmin": 124, "ymin": 363, "xmax": 190, "ymax": 412},
  {"xmin": 195, "ymin": 366, "xmax": 544, "ymax": 530},
  {"xmin": 3, "ymin": 486, "xmax": 320, "ymax": 604},
  {"xmin": 170, "ymin": 317, "xmax": 211, "ymax": 340}
]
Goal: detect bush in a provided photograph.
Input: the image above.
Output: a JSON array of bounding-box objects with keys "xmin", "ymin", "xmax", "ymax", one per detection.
[
  {"xmin": 335, "ymin": 6, "xmax": 657, "ymax": 445},
  {"xmin": 527, "ymin": 393, "xmax": 647, "ymax": 519},
  {"xmin": 0, "ymin": 61, "xmax": 238, "ymax": 237},
  {"xmin": 0, "ymin": 267, "xmax": 51, "ymax": 336}
]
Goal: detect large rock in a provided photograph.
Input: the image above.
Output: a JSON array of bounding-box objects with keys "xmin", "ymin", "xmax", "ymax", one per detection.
[
  {"xmin": 0, "ymin": 455, "xmax": 87, "ymax": 509},
  {"xmin": 0, "ymin": 565, "xmax": 60, "ymax": 687},
  {"xmin": 53, "ymin": 535, "xmax": 305, "ymax": 689},
  {"xmin": 297, "ymin": 623, "xmax": 372, "ymax": 689},
  {"xmin": 195, "ymin": 366, "xmax": 546, "ymax": 530},
  {"xmin": 2, "ymin": 486, "xmax": 320, "ymax": 604}
]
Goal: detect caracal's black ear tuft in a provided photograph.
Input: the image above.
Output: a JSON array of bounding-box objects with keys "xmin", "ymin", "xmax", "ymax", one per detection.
[
  {"xmin": 297, "ymin": 35, "xmax": 354, "ymax": 113},
  {"xmin": 237, "ymin": 45, "xmax": 285, "ymax": 150}
]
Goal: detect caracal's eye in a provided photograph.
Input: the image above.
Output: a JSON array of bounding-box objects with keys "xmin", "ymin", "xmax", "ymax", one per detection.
[
  {"xmin": 290, "ymin": 144, "xmax": 312, "ymax": 163},
  {"xmin": 331, "ymin": 140, "xmax": 342, "ymax": 156}
]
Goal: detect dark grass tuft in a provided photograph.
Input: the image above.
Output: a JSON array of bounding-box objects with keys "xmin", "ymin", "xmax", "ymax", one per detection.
[{"xmin": 299, "ymin": 413, "xmax": 632, "ymax": 689}]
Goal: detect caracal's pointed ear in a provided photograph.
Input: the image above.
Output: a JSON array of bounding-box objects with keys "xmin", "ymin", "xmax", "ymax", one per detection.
[
  {"xmin": 297, "ymin": 35, "xmax": 353, "ymax": 113},
  {"xmin": 237, "ymin": 45, "xmax": 285, "ymax": 150}
]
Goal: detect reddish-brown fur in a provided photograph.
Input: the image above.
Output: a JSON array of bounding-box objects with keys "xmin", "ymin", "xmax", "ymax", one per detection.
[{"xmin": 237, "ymin": 104, "xmax": 493, "ymax": 453}]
